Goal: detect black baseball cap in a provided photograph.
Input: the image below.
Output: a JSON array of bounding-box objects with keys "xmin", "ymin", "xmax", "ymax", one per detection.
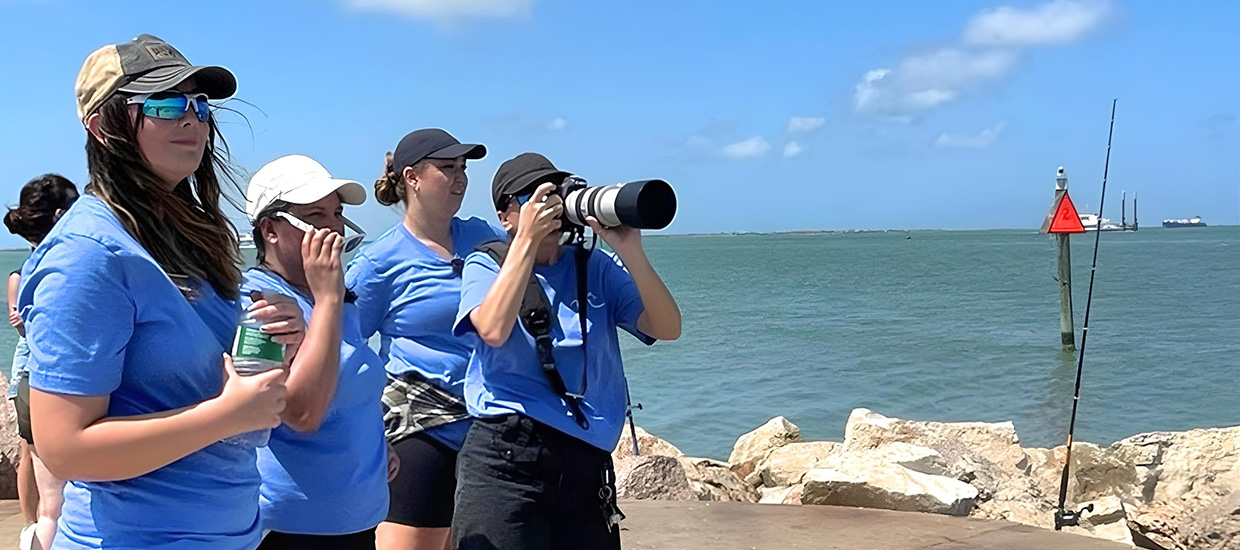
[
  {"xmin": 76, "ymin": 34, "xmax": 237, "ymax": 121},
  {"xmin": 491, "ymin": 153, "xmax": 571, "ymax": 210},
  {"xmin": 392, "ymin": 129, "xmax": 486, "ymax": 173}
]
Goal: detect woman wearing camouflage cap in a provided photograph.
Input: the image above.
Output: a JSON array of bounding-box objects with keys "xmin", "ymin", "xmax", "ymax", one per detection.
[{"xmin": 18, "ymin": 35, "xmax": 305, "ymax": 550}]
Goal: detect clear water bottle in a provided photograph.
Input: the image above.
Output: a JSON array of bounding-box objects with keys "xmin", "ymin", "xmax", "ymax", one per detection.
[{"xmin": 222, "ymin": 298, "xmax": 285, "ymax": 448}]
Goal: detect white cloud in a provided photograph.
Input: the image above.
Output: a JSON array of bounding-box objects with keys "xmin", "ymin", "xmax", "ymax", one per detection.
[
  {"xmin": 345, "ymin": 0, "xmax": 533, "ymax": 21},
  {"xmin": 853, "ymin": 69, "xmax": 890, "ymax": 112},
  {"xmin": 906, "ymin": 89, "xmax": 957, "ymax": 109},
  {"xmin": 786, "ymin": 117, "xmax": 825, "ymax": 134},
  {"xmin": 721, "ymin": 137, "xmax": 771, "ymax": 160},
  {"xmin": 935, "ymin": 121, "xmax": 1008, "ymax": 148},
  {"xmin": 783, "ymin": 141, "xmax": 804, "ymax": 158},
  {"xmin": 853, "ymin": 0, "xmax": 1109, "ymax": 115},
  {"xmin": 547, "ymin": 117, "xmax": 567, "ymax": 130},
  {"xmin": 964, "ymin": 0, "xmax": 1110, "ymax": 46},
  {"xmin": 852, "ymin": 48, "xmax": 1017, "ymax": 115}
]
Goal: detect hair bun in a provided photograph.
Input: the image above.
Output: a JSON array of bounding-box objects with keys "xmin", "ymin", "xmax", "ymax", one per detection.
[{"xmin": 374, "ymin": 151, "xmax": 405, "ymax": 206}]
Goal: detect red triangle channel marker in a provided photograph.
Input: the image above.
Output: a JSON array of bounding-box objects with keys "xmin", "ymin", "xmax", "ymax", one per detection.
[{"xmin": 1049, "ymin": 192, "xmax": 1086, "ymax": 234}]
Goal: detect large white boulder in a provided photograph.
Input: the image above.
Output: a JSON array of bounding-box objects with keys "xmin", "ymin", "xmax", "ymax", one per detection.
[
  {"xmin": 728, "ymin": 417, "xmax": 803, "ymax": 480},
  {"xmin": 756, "ymin": 441, "xmax": 839, "ymax": 487},
  {"xmin": 801, "ymin": 463, "xmax": 979, "ymax": 517},
  {"xmin": 1115, "ymin": 427, "xmax": 1240, "ymax": 549},
  {"xmin": 678, "ymin": 457, "xmax": 759, "ymax": 503},
  {"xmin": 844, "ymin": 408, "xmax": 1027, "ymax": 473},
  {"xmin": 1025, "ymin": 443, "xmax": 1142, "ymax": 506},
  {"xmin": 612, "ymin": 426, "xmax": 684, "ymax": 460}
]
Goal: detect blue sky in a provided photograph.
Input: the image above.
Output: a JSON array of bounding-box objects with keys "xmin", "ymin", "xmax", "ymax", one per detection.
[{"xmin": 0, "ymin": 0, "xmax": 1235, "ymax": 247}]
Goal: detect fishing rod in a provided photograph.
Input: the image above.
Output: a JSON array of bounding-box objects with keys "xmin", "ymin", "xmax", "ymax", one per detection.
[
  {"xmin": 1054, "ymin": 99, "xmax": 1117, "ymax": 531},
  {"xmin": 626, "ymin": 386, "xmax": 643, "ymax": 456}
]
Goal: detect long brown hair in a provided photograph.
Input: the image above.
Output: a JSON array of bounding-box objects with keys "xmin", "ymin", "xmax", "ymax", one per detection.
[{"xmin": 85, "ymin": 94, "xmax": 242, "ymax": 300}]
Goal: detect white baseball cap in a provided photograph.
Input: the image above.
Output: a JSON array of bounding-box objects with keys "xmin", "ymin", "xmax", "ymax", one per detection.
[{"xmin": 246, "ymin": 155, "xmax": 367, "ymax": 222}]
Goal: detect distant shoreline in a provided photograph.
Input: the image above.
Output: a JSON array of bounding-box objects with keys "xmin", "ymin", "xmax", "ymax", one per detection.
[
  {"xmin": 653, "ymin": 224, "xmax": 1235, "ymax": 239},
  {"xmin": 0, "ymin": 224, "xmax": 1233, "ymax": 251}
]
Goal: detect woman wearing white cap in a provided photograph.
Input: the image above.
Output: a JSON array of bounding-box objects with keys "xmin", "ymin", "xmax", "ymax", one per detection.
[
  {"xmin": 244, "ymin": 155, "xmax": 394, "ymax": 550},
  {"xmin": 19, "ymin": 35, "xmax": 304, "ymax": 550},
  {"xmin": 346, "ymin": 129, "xmax": 505, "ymax": 550}
]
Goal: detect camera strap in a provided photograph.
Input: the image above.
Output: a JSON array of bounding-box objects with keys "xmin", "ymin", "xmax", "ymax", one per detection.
[
  {"xmin": 575, "ymin": 234, "xmax": 593, "ymax": 395},
  {"xmin": 477, "ymin": 240, "xmax": 591, "ymax": 430}
]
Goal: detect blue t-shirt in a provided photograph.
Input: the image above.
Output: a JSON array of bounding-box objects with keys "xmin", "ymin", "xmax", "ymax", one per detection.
[
  {"xmin": 454, "ymin": 247, "xmax": 654, "ymax": 451},
  {"xmin": 9, "ymin": 262, "xmax": 32, "ymax": 399},
  {"xmin": 19, "ymin": 195, "xmax": 261, "ymax": 550},
  {"xmin": 9, "ymin": 337, "xmax": 29, "ymax": 399},
  {"xmin": 240, "ymin": 268, "xmax": 389, "ymax": 536},
  {"xmin": 345, "ymin": 217, "xmax": 506, "ymax": 450}
]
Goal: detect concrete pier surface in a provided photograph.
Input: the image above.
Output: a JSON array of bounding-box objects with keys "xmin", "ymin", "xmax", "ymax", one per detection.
[
  {"xmin": 618, "ymin": 500, "xmax": 1128, "ymax": 550},
  {"xmin": 0, "ymin": 499, "xmax": 1128, "ymax": 549}
]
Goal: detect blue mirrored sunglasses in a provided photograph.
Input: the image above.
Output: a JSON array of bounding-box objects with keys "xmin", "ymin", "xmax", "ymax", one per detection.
[{"xmin": 126, "ymin": 92, "xmax": 211, "ymax": 123}]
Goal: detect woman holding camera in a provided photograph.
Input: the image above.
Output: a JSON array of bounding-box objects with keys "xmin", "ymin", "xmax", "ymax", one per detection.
[
  {"xmin": 345, "ymin": 129, "xmax": 505, "ymax": 550},
  {"xmin": 451, "ymin": 153, "xmax": 681, "ymax": 550},
  {"xmin": 19, "ymin": 35, "xmax": 303, "ymax": 549}
]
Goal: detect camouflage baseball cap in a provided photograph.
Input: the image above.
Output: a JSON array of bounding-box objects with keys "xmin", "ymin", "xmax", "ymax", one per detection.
[{"xmin": 75, "ymin": 34, "xmax": 236, "ymax": 123}]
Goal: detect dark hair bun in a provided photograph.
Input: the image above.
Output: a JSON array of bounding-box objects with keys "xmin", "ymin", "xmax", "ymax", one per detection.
[
  {"xmin": 5, "ymin": 174, "xmax": 79, "ymax": 244},
  {"xmin": 374, "ymin": 151, "xmax": 405, "ymax": 206}
]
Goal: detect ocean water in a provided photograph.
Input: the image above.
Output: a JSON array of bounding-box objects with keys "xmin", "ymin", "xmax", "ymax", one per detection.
[
  {"xmin": 617, "ymin": 226, "xmax": 1239, "ymax": 459},
  {"xmin": 2, "ymin": 226, "xmax": 1236, "ymax": 459}
]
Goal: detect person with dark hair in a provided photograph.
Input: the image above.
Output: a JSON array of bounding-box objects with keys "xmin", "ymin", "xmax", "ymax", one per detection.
[
  {"xmin": 243, "ymin": 154, "xmax": 395, "ymax": 550},
  {"xmin": 451, "ymin": 153, "xmax": 681, "ymax": 550},
  {"xmin": 5, "ymin": 172, "xmax": 79, "ymax": 549},
  {"xmin": 18, "ymin": 34, "xmax": 305, "ymax": 550},
  {"xmin": 3, "ymin": 173, "xmax": 79, "ymax": 244},
  {"xmin": 344, "ymin": 129, "xmax": 504, "ymax": 550}
]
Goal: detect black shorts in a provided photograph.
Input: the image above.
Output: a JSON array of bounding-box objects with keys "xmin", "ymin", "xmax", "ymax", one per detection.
[
  {"xmin": 257, "ymin": 528, "xmax": 375, "ymax": 550},
  {"xmin": 385, "ymin": 431, "xmax": 458, "ymax": 528},
  {"xmin": 452, "ymin": 414, "xmax": 622, "ymax": 550},
  {"xmin": 14, "ymin": 375, "xmax": 32, "ymax": 445}
]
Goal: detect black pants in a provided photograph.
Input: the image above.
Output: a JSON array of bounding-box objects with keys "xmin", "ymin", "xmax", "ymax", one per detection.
[
  {"xmin": 257, "ymin": 528, "xmax": 376, "ymax": 550},
  {"xmin": 15, "ymin": 375, "xmax": 33, "ymax": 444},
  {"xmin": 452, "ymin": 414, "xmax": 622, "ymax": 550},
  {"xmin": 386, "ymin": 431, "xmax": 459, "ymax": 527}
]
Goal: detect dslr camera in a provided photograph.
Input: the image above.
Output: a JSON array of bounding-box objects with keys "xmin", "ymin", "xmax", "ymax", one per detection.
[{"xmin": 551, "ymin": 176, "xmax": 677, "ymax": 230}]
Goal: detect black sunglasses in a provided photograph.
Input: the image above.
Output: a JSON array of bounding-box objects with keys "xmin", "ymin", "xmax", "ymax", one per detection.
[{"xmin": 451, "ymin": 258, "xmax": 464, "ymax": 278}]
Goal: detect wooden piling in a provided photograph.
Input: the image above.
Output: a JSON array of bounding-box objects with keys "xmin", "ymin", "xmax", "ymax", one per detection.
[{"xmin": 1056, "ymin": 168, "xmax": 1076, "ymax": 352}]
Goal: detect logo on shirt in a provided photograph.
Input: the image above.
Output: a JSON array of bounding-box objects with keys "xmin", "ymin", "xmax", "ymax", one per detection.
[{"xmin": 571, "ymin": 292, "xmax": 606, "ymax": 311}]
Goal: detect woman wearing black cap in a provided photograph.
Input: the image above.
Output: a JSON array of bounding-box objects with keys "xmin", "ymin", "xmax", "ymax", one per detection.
[
  {"xmin": 345, "ymin": 129, "xmax": 506, "ymax": 550},
  {"xmin": 450, "ymin": 153, "xmax": 681, "ymax": 549},
  {"xmin": 19, "ymin": 35, "xmax": 304, "ymax": 550}
]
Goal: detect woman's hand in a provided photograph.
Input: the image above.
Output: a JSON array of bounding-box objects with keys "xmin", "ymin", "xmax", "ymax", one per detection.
[
  {"xmin": 249, "ymin": 292, "xmax": 306, "ymax": 347},
  {"xmin": 586, "ymin": 217, "xmax": 643, "ymax": 259},
  {"xmin": 513, "ymin": 183, "xmax": 563, "ymax": 247},
  {"xmin": 214, "ymin": 354, "xmax": 288, "ymax": 435},
  {"xmin": 302, "ymin": 229, "xmax": 345, "ymax": 302},
  {"xmin": 9, "ymin": 307, "xmax": 23, "ymax": 332}
]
